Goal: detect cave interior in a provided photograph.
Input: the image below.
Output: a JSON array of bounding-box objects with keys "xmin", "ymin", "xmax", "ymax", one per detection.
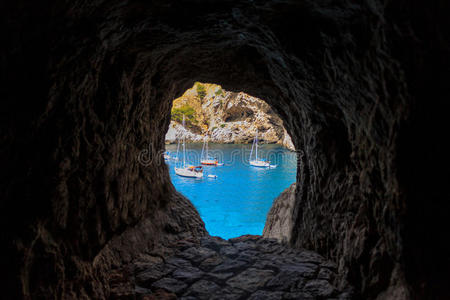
[{"xmin": 1, "ymin": 0, "xmax": 449, "ymax": 299}]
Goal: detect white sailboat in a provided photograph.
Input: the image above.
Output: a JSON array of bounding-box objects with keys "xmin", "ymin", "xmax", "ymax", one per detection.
[
  {"xmin": 200, "ymin": 136, "xmax": 219, "ymax": 165},
  {"xmin": 171, "ymin": 138, "xmax": 180, "ymax": 162},
  {"xmin": 174, "ymin": 115, "xmax": 203, "ymax": 178},
  {"xmin": 249, "ymin": 130, "xmax": 270, "ymax": 167}
]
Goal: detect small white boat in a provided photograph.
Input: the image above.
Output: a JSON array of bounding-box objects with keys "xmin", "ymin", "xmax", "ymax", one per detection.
[
  {"xmin": 174, "ymin": 115, "xmax": 204, "ymax": 178},
  {"xmin": 250, "ymin": 160, "xmax": 270, "ymax": 167},
  {"xmin": 269, "ymin": 164, "xmax": 277, "ymax": 169},
  {"xmin": 207, "ymin": 174, "xmax": 218, "ymax": 179},
  {"xmin": 249, "ymin": 130, "xmax": 271, "ymax": 167}
]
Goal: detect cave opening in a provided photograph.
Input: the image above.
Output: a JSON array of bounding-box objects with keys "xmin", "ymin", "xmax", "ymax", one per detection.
[{"xmin": 162, "ymin": 82, "xmax": 297, "ymax": 239}]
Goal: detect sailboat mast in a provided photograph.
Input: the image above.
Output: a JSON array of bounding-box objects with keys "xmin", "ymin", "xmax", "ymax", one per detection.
[
  {"xmin": 176, "ymin": 134, "xmax": 180, "ymax": 165},
  {"xmin": 182, "ymin": 115, "xmax": 186, "ymax": 168},
  {"xmin": 250, "ymin": 133, "xmax": 255, "ymax": 161},
  {"xmin": 201, "ymin": 136, "xmax": 205, "ymax": 161},
  {"xmin": 255, "ymin": 130, "xmax": 258, "ymax": 160}
]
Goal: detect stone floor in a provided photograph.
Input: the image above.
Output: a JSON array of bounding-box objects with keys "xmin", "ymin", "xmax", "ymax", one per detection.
[{"xmin": 112, "ymin": 235, "xmax": 353, "ymax": 299}]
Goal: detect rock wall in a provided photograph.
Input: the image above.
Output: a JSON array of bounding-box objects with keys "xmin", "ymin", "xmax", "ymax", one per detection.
[
  {"xmin": 165, "ymin": 83, "xmax": 295, "ymax": 150},
  {"xmin": 1, "ymin": 0, "xmax": 449, "ymax": 299},
  {"xmin": 263, "ymin": 183, "xmax": 297, "ymax": 243}
]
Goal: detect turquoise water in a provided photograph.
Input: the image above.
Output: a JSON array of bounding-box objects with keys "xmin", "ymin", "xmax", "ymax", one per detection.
[{"xmin": 164, "ymin": 143, "xmax": 297, "ymax": 239}]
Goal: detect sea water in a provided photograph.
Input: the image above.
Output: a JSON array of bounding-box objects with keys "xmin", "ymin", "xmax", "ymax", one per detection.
[{"xmin": 164, "ymin": 143, "xmax": 297, "ymax": 239}]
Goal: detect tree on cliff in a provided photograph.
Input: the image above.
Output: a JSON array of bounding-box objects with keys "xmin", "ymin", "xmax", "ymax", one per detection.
[
  {"xmin": 171, "ymin": 105, "xmax": 196, "ymax": 127},
  {"xmin": 196, "ymin": 83, "xmax": 206, "ymax": 101}
]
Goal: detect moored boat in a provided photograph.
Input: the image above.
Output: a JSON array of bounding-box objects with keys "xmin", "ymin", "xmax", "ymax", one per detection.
[
  {"xmin": 249, "ymin": 130, "xmax": 271, "ymax": 167},
  {"xmin": 174, "ymin": 115, "xmax": 204, "ymax": 178},
  {"xmin": 175, "ymin": 165, "xmax": 203, "ymax": 178},
  {"xmin": 200, "ymin": 136, "xmax": 220, "ymax": 166},
  {"xmin": 250, "ymin": 159, "xmax": 270, "ymax": 167}
]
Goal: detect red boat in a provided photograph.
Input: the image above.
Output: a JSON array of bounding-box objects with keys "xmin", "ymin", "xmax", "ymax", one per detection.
[{"xmin": 201, "ymin": 159, "xmax": 219, "ymax": 165}]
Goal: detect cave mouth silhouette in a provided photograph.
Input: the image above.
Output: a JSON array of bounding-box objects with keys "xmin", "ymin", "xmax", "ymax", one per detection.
[
  {"xmin": 163, "ymin": 83, "xmax": 298, "ymax": 239},
  {"xmin": 3, "ymin": 1, "xmax": 449, "ymax": 299}
]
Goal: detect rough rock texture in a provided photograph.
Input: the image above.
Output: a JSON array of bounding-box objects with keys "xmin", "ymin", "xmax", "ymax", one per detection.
[
  {"xmin": 263, "ymin": 183, "xmax": 297, "ymax": 243},
  {"xmin": 113, "ymin": 235, "xmax": 352, "ymax": 299},
  {"xmin": 1, "ymin": 0, "xmax": 449, "ymax": 299},
  {"xmin": 165, "ymin": 83, "xmax": 295, "ymax": 150}
]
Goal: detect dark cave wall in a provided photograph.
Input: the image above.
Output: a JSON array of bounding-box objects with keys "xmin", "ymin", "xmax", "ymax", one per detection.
[
  {"xmin": 1, "ymin": 0, "xmax": 449, "ymax": 299},
  {"xmin": 386, "ymin": 1, "xmax": 450, "ymax": 298},
  {"xmin": 1, "ymin": 2, "xmax": 210, "ymax": 298}
]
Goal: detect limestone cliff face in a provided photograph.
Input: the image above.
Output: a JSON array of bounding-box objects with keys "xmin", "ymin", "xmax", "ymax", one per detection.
[{"xmin": 165, "ymin": 83, "xmax": 295, "ymax": 150}]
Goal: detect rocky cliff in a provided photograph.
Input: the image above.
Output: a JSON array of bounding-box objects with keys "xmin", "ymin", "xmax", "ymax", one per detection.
[
  {"xmin": 165, "ymin": 83, "xmax": 295, "ymax": 150},
  {"xmin": 263, "ymin": 183, "xmax": 297, "ymax": 243}
]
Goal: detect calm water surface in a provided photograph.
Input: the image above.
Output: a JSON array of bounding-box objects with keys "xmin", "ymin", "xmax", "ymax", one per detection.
[{"xmin": 165, "ymin": 143, "xmax": 297, "ymax": 239}]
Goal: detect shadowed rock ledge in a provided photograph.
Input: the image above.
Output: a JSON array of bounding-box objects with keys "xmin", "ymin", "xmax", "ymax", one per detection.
[
  {"xmin": 263, "ymin": 183, "xmax": 297, "ymax": 243},
  {"xmin": 112, "ymin": 235, "xmax": 353, "ymax": 299}
]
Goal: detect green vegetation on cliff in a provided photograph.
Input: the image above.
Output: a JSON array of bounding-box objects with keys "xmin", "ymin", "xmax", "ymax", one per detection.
[
  {"xmin": 171, "ymin": 105, "xmax": 196, "ymax": 124},
  {"xmin": 196, "ymin": 82, "xmax": 206, "ymax": 101}
]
